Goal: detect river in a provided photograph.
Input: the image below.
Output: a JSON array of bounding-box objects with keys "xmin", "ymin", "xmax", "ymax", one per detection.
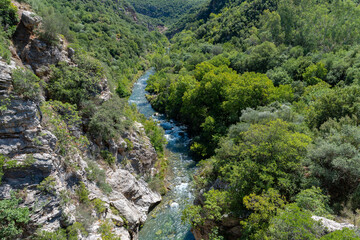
[{"xmin": 128, "ymin": 68, "xmax": 196, "ymax": 240}]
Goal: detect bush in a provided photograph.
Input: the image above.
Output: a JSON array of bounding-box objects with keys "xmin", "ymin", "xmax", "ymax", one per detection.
[
  {"xmin": 143, "ymin": 119, "xmax": 166, "ymax": 154},
  {"xmin": 0, "ymin": 29, "xmax": 11, "ymax": 62},
  {"xmin": 85, "ymin": 161, "xmax": 112, "ymax": 194},
  {"xmin": 0, "ymin": 0, "xmax": 18, "ymax": 31},
  {"xmin": 320, "ymin": 228, "xmax": 360, "ymax": 240},
  {"xmin": 76, "ymin": 182, "xmax": 89, "ymax": 204},
  {"xmin": 88, "ymin": 97, "xmax": 132, "ymax": 143},
  {"xmin": 12, "ymin": 68, "xmax": 44, "ymax": 102},
  {"xmin": 39, "ymin": 7, "xmax": 69, "ymax": 44},
  {"xmin": 92, "ymin": 198, "xmax": 106, "ymax": 214},
  {"xmin": 47, "ymin": 55, "xmax": 104, "ymax": 106},
  {"xmin": 295, "ymin": 187, "xmax": 333, "ymax": 217},
  {"xmin": 98, "ymin": 220, "xmax": 121, "ymax": 240},
  {"xmin": 100, "ymin": 150, "xmax": 116, "ymax": 166},
  {"xmin": 0, "ymin": 155, "xmax": 5, "ymax": 184},
  {"xmin": 0, "ymin": 195, "xmax": 30, "ymax": 239},
  {"xmin": 267, "ymin": 204, "xmax": 325, "ymax": 240},
  {"xmin": 67, "ymin": 222, "xmax": 88, "ymax": 240},
  {"xmin": 34, "ymin": 229, "xmax": 67, "ymax": 240},
  {"xmin": 37, "ymin": 176, "xmax": 56, "ymax": 195}
]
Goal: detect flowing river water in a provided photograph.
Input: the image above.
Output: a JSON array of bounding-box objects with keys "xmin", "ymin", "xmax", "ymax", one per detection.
[{"xmin": 129, "ymin": 69, "xmax": 196, "ymax": 240}]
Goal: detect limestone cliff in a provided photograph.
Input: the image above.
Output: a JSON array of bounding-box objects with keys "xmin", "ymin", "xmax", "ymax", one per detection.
[{"xmin": 0, "ymin": 9, "xmax": 161, "ymax": 240}]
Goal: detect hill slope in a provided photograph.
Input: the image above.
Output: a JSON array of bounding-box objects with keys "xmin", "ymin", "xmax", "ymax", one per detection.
[{"xmin": 127, "ymin": 0, "xmax": 208, "ymax": 25}]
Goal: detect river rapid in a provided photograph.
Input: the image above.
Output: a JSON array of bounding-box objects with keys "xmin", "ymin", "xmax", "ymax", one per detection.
[{"xmin": 128, "ymin": 69, "xmax": 196, "ymax": 240}]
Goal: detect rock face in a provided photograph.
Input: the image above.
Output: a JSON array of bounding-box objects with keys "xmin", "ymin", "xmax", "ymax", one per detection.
[
  {"xmin": 0, "ymin": 11, "xmax": 161, "ymax": 239},
  {"xmin": 312, "ymin": 216, "xmax": 355, "ymax": 232},
  {"xmin": 21, "ymin": 11, "xmax": 42, "ymax": 30}
]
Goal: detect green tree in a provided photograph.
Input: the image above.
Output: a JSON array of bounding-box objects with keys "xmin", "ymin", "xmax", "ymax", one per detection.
[
  {"xmin": 242, "ymin": 188, "xmax": 287, "ymax": 239},
  {"xmin": 267, "ymin": 204, "xmax": 325, "ymax": 240}
]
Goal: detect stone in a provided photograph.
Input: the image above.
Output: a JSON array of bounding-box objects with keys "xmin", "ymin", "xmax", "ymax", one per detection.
[
  {"xmin": 21, "ymin": 11, "xmax": 42, "ymax": 30},
  {"xmin": 312, "ymin": 216, "xmax": 355, "ymax": 232}
]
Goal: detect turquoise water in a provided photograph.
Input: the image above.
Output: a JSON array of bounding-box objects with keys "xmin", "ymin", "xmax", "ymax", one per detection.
[{"xmin": 129, "ymin": 69, "xmax": 196, "ymax": 240}]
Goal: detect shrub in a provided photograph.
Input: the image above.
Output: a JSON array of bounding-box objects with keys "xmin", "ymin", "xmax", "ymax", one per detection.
[
  {"xmin": 88, "ymin": 97, "xmax": 132, "ymax": 143},
  {"xmin": 0, "ymin": 195, "xmax": 30, "ymax": 239},
  {"xmin": 34, "ymin": 229, "xmax": 67, "ymax": 240},
  {"xmin": 320, "ymin": 228, "xmax": 360, "ymax": 240},
  {"xmin": 0, "ymin": 154, "xmax": 5, "ymax": 184},
  {"xmin": 100, "ymin": 150, "xmax": 116, "ymax": 166},
  {"xmin": 37, "ymin": 176, "xmax": 56, "ymax": 195},
  {"xmin": 67, "ymin": 222, "xmax": 88, "ymax": 240},
  {"xmin": 12, "ymin": 68, "xmax": 44, "ymax": 102},
  {"xmin": 0, "ymin": 29, "xmax": 11, "ymax": 62},
  {"xmin": 267, "ymin": 204, "xmax": 325, "ymax": 240},
  {"xmin": 143, "ymin": 119, "xmax": 167, "ymax": 154},
  {"xmin": 47, "ymin": 55, "xmax": 103, "ymax": 106},
  {"xmin": 294, "ymin": 187, "xmax": 333, "ymax": 217},
  {"xmin": 98, "ymin": 220, "xmax": 121, "ymax": 240},
  {"xmin": 0, "ymin": 0, "xmax": 18, "ymax": 31},
  {"xmin": 92, "ymin": 198, "xmax": 106, "ymax": 214},
  {"xmin": 85, "ymin": 161, "xmax": 112, "ymax": 194},
  {"xmin": 76, "ymin": 182, "xmax": 89, "ymax": 204},
  {"xmin": 39, "ymin": 7, "xmax": 69, "ymax": 44}
]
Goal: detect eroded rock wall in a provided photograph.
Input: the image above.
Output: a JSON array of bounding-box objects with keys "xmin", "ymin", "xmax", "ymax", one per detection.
[{"xmin": 0, "ymin": 9, "xmax": 160, "ymax": 240}]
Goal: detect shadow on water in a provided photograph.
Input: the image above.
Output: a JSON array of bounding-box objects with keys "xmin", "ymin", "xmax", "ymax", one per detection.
[{"xmin": 129, "ymin": 68, "xmax": 196, "ymax": 240}]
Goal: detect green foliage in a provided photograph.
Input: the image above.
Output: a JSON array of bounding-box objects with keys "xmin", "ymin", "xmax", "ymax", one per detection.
[
  {"xmin": 147, "ymin": 61, "xmax": 293, "ymax": 157},
  {"xmin": 12, "ymin": 68, "xmax": 44, "ymax": 102},
  {"xmin": 127, "ymin": 0, "xmax": 206, "ymax": 24},
  {"xmin": 267, "ymin": 204, "xmax": 325, "ymax": 240},
  {"xmin": 143, "ymin": 119, "xmax": 167, "ymax": 154},
  {"xmin": 37, "ymin": 176, "xmax": 56, "ymax": 195},
  {"xmin": 320, "ymin": 228, "xmax": 360, "ymax": 240},
  {"xmin": 48, "ymin": 55, "xmax": 104, "ymax": 106},
  {"xmin": 182, "ymin": 189, "xmax": 229, "ymax": 228},
  {"xmin": 34, "ymin": 228, "xmax": 67, "ymax": 240},
  {"xmin": 116, "ymin": 79, "xmax": 131, "ymax": 98},
  {"xmin": 294, "ymin": 187, "xmax": 332, "ymax": 217},
  {"xmin": 41, "ymin": 101, "xmax": 89, "ymax": 157},
  {"xmin": 305, "ymin": 122, "xmax": 360, "ymax": 210},
  {"xmin": 0, "ymin": 154, "xmax": 5, "ymax": 184},
  {"xmin": 92, "ymin": 198, "xmax": 106, "ymax": 214},
  {"xmin": 85, "ymin": 161, "xmax": 112, "ymax": 194},
  {"xmin": 88, "ymin": 97, "xmax": 132, "ymax": 144},
  {"xmin": 0, "ymin": 0, "xmax": 18, "ymax": 32},
  {"xmin": 242, "ymin": 188, "xmax": 287, "ymax": 239},
  {"xmin": 98, "ymin": 220, "xmax": 121, "ymax": 240},
  {"xmin": 35, "ymin": 222, "xmax": 88, "ymax": 240},
  {"xmin": 67, "ymin": 222, "xmax": 88, "ymax": 240},
  {"xmin": 100, "ymin": 150, "xmax": 116, "ymax": 166},
  {"xmin": 76, "ymin": 182, "xmax": 90, "ymax": 204},
  {"xmin": 0, "ymin": 195, "xmax": 30, "ymax": 239},
  {"xmin": 306, "ymin": 85, "xmax": 360, "ymax": 129},
  {"xmin": 0, "ymin": 28, "xmax": 11, "ymax": 62},
  {"xmin": 218, "ymin": 119, "xmax": 311, "ymax": 207},
  {"xmin": 39, "ymin": 7, "xmax": 69, "ymax": 44}
]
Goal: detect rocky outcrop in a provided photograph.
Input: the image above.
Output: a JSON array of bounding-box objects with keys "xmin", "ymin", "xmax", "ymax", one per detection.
[
  {"xmin": 21, "ymin": 11, "xmax": 42, "ymax": 30},
  {"xmin": 312, "ymin": 216, "xmax": 355, "ymax": 232},
  {"xmin": 0, "ymin": 11, "xmax": 161, "ymax": 238}
]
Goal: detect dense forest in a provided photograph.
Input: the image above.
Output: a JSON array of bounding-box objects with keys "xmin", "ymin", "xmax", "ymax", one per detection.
[
  {"xmin": 143, "ymin": 0, "xmax": 360, "ymax": 239},
  {"xmin": 126, "ymin": 0, "xmax": 206, "ymax": 25},
  {"xmin": 0, "ymin": 0, "xmax": 169, "ymax": 238},
  {"xmin": 2, "ymin": 0, "xmax": 360, "ymax": 239}
]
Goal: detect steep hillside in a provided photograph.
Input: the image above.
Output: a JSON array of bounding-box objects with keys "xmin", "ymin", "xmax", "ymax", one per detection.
[
  {"xmin": 127, "ymin": 0, "xmax": 207, "ymax": 25},
  {"xmin": 0, "ymin": 0, "xmax": 168, "ymax": 239},
  {"xmin": 145, "ymin": 0, "xmax": 360, "ymax": 239}
]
